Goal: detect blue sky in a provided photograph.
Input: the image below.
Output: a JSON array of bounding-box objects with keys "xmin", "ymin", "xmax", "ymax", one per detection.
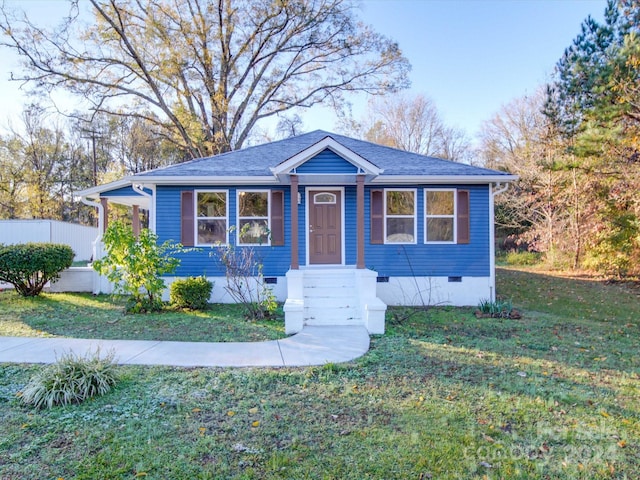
[{"xmin": 0, "ymin": 0, "xmax": 608, "ymax": 140}]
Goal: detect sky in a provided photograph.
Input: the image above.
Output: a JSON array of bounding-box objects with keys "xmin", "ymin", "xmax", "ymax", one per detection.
[{"xmin": 0, "ymin": 0, "xmax": 608, "ymax": 141}]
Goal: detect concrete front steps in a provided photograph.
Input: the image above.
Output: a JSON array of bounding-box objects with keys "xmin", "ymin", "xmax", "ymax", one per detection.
[{"xmin": 284, "ymin": 267, "xmax": 386, "ymax": 335}]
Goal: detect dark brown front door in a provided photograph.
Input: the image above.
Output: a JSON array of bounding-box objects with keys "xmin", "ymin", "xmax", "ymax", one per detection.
[{"xmin": 309, "ymin": 190, "xmax": 342, "ymax": 265}]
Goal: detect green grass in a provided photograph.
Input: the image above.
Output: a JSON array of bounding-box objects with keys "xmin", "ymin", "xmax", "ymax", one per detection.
[
  {"xmin": 0, "ymin": 292, "xmax": 285, "ymax": 342},
  {"xmin": 1, "ymin": 268, "xmax": 639, "ymax": 479}
]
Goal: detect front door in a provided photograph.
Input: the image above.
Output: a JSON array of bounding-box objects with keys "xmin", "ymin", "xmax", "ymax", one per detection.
[{"xmin": 308, "ymin": 190, "xmax": 342, "ymax": 265}]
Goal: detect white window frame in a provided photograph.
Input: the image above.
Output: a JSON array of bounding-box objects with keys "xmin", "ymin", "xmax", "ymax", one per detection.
[
  {"xmin": 236, "ymin": 189, "xmax": 271, "ymax": 246},
  {"xmin": 384, "ymin": 188, "xmax": 417, "ymax": 244},
  {"xmin": 195, "ymin": 189, "xmax": 229, "ymax": 246},
  {"xmin": 424, "ymin": 188, "xmax": 457, "ymax": 244}
]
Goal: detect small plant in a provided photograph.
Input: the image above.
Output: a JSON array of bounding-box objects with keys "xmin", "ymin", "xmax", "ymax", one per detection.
[
  {"xmin": 93, "ymin": 221, "xmax": 185, "ymax": 313},
  {"xmin": 0, "ymin": 242, "xmax": 74, "ymax": 297},
  {"xmin": 20, "ymin": 349, "xmax": 118, "ymax": 409},
  {"xmin": 214, "ymin": 226, "xmax": 277, "ymax": 320},
  {"xmin": 476, "ymin": 298, "xmax": 520, "ymax": 319},
  {"xmin": 170, "ymin": 276, "xmax": 213, "ymax": 310}
]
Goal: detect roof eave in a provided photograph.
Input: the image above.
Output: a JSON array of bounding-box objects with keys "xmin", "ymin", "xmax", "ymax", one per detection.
[
  {"xmin": 131, "ymin": 175, "xmax": 280, "ymax": 186},
  {"xmin": 370, "ymin": 174, "xmax": 519, "ymax": 184},
  {"xmin": 75, "ymin": 177, "xmax": 134, "ymax": 199}
]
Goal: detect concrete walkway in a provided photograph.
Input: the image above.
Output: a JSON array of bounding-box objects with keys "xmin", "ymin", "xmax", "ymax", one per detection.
[{"xmin": 0, "ymin": 326, "xmax": 370, "ymax": 367}]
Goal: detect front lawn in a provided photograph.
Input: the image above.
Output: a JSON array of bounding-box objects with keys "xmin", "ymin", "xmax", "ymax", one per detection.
[
  {"xmin": 0, "ymin": 292, "xmax": 285, "ymax": 342},
  {"xmin": 0, "ymin": 268, "xmax": 638, "ymax": 479}
]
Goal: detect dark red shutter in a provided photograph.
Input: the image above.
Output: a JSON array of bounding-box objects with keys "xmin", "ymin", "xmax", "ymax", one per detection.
[
  {"xmin": 271, "ymin": 190, "xmax": 285, "ymax": 246},
  {"xmin": 457, "ymin": 190, "xmax": 470, "ymax": 244},
  {"xmin": 181, "ymin": 191, "xmax": 195, "ymax": 246},
  {"xmin": 370, "ymin": 189, "xmax": 384, "ymax": 244}
]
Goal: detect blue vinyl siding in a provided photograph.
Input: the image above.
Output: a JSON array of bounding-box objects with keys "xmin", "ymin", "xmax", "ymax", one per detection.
[
  {"xmin": 364, "ymin": 185, "xmax": 490, "ymax": 277},
  {"xmin": 295, "ymin": 149, "xmax": 358, "ymax": 174},
  {"xmin": 155, "ymin": 185, "xmax": 292, "ymax": 277},
  {"xmin": 155, "ymin": 183, "xmax": 491, "ymax": 278}
]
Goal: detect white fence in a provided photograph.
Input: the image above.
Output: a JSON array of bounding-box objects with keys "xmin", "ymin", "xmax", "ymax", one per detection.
[{"xmin": 0, "ymin": 220, "xmax": 98, "ymax": 262}]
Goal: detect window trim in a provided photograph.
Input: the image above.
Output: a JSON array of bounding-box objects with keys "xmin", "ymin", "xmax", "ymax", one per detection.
[
  {"xmin": 236, "ymin": 189, "xmax": 271, "ymax": 246},
  {"xmin": 194, "ymin": 189, "xmax": 229, "ymax": 246},
  {"xmin": 424, "ymin": 188, "xmax": 457, "ymax": 244},
  {"xmin": 383, "ymin": 188, "xmax": 417, "ymax": 245}
]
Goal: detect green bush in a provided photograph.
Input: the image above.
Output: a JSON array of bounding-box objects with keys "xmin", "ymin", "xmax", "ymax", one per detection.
[
  {"xmin": 0, "ymin": 242, "xmax": 74, "ymax": 297},
  {"xmin": 504, "ymin": 251, "xmax": 542, "ymax": 266},
  {"xmin": 20, "ymin": 349, "xmax": 118, "ymax": 409},
  {"xmin": 170, "ymin": 276, "xmax": 213, "ymax": 310},
  {"xmin": 92, "ymin": 221, "xmax": 184, "ymax": 313}
]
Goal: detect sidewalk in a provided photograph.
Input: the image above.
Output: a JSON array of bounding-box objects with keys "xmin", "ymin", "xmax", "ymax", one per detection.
[{"xmin": 0, "ymin": 326, "xmax": 370, "ymax": 367}]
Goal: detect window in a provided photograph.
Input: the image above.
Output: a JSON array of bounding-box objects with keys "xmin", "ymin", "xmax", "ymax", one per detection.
[
  {"xmin": 313, "ymin": 192, "xmax": 336, "ymax": 204},
  {"xmin": 237, "ymin": 190, "xmax": 270, "ymax": 245},
  {"xmin": 196, "ymin": 191, "xmax": 227, "ymax": 245},
  {"xmin": 384, "ymin": 189, "xmax": 416, "ymax": 243},
  {"xmin": 425, "ymin": 189, "xmax": 455, "ymax": 242}
]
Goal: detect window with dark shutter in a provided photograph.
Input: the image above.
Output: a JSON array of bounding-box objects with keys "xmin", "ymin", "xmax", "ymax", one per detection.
[
  {"xmin": 271, "ymin": 190, "xmax": 285, "ymax": 246},
  {"xmin": 181, "ymin": 191, "xmax": 194, "ymax": 246},
  {"xmin": 457, "ymin": 190, "xmax": 470, "ymax": 244},
  {"xmin": 370, "ymin": 189, "xmax": 384, "ymax": 244}
]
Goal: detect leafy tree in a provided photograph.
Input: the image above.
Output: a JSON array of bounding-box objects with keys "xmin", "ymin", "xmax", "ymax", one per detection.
[
  {"xmin": 1, "ymin": 0, "xmax": 410, "ymax": 158},
  {"xmin": 92, "ymin": 221, "xmax": 183, "ymax": 313},
  {"xmin": 0, "ymin": 135, "xmax": 27, "ymax": 219},
  {"xmin": 545, "ymin": 0, "xmax": 640, "ymax": 275}
]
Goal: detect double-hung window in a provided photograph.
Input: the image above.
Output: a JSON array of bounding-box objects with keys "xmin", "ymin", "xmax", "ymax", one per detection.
[
  {"xmin": 196, "ymin": 190, "xmax": 228, "ymax": 245},
  {"xmin": 237, "ymin": 190, "xmax": 270, "ymax": 245},
  {"xmin": 384, "ymin": 189, "xmax": 416, "ymax": 244},
  {"xmin": 425, "ymin": 189, "xmax": 455, "ymax": 242}
]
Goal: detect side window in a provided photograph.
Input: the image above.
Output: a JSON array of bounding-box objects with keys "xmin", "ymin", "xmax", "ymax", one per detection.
[
  {"xmin": 425, "ymin": 189, "xmax": 455, "ymax": 243},
  {"xmin": 196, "ymin": 191, "xmax": 228, "ymax": 245},
  {"xmin": 384, "ymin": 189, "xmax": 416, "ymax": 244},
  {"xmin": 237, "ymin": 190, "xmax": 270, "ymax": 245}
]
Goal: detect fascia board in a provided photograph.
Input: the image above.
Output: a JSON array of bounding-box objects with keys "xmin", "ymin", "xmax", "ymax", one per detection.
[
  {"xmin": 369, "ymin": 175, "xmax": 519, "ymax": 184},
  {"xmin": 130, "ymin": 175, "xmax": 280, "ymax": 185},
  {"xmin": 75, "ymin": 177, "xmax": 134, "ymax": 198}
]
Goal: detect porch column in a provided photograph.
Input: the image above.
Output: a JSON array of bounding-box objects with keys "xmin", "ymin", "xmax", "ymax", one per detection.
[
  {"xmin": 132, "ymin": 205, "xmax": 141, "ymax": 237},
  {"xmin": 100, "ymin": 197, "xmax": 109, "ymax": 233},
  {"xmin": 356, "ymin": 174, "xmax": 365, "ymax": 269},
  {"xmin": 290, "ymin": 174, "xmax": 299, "ymax": 269}
]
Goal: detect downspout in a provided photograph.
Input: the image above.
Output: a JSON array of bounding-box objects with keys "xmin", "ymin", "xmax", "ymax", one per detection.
[
  {"xmin": 80, "ymin": 196, "xmax": 104, "ymax": 244},
  {"xmin": 80, "ymin": 195, "xmax": 104, "ymax": 295},
  {"xmin": 489, "ymin": 182, "xmax": 510, "ymax": 300},
  {"xmin": 132, "ymin": 184, "xmax": 155, "ymax": 233}
]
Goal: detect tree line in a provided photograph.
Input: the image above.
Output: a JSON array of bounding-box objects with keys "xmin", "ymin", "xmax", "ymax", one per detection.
[
  {"xmin": 482, "ymin": 0, "xmax": 639, "ymax": 277},
  {"xmin": 0, "ymin": 0, "xmax": 638, "ymax": 276}
]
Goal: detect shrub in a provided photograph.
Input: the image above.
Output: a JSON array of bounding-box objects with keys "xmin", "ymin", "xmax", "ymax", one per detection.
[
  {"xmin": 170, "ymin": 276, "xmax": 213, "ymax": 310},
  {"xmin": 504, "ymin": 251, "xmax": 542, "ymax": 266},
  {"xmin": 20, "ymin": 349, "xmax": 118, "ymax": 409},
  {"xmin": 0, "ymin": 242, "xmax": 74, "ymax": 297},
  {"xmin": 93, "ymin": 221, "xmax": 185, "ymax": 313},
  {"xmin": 214, "ymin": 227, "xmax": 277, "ymax": 320}
]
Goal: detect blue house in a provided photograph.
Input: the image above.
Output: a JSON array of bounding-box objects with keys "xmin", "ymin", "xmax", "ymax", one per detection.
[{"xmin": 78, "ymin": 130, "xmax": 516, "ymax": 334}]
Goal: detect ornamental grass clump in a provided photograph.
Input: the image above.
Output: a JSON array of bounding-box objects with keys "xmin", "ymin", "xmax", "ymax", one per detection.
[{"xmin": 20, "ymin": 349, "xmax": 118, "ymax": 409}]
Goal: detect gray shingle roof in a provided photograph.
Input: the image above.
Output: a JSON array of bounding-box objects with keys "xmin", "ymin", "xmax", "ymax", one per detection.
[{"xmin": 135, "ymin": 130, "xmax": 510, "ymax": 178}]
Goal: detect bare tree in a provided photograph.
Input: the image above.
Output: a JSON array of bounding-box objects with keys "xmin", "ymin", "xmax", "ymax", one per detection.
[
  {"xmin": 478, "ymin": 90, "xmax": 588, "ymax": 264},
  {"xmin": 340, "ymin": 93, "xmax": 471, "ymax": 162},
  {"xmin": 1, "ymin": 0, "xmax": 410, "ymax": 158}
]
